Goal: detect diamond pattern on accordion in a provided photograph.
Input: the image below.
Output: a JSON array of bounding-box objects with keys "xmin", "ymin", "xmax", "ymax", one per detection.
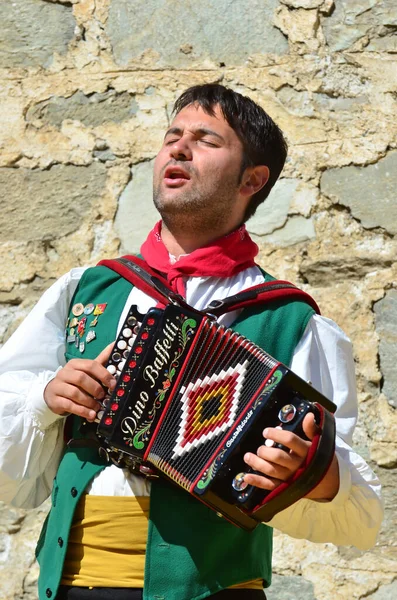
[{"xmin": 172, "ymin": 361, "xmax": 249, "ymax": 459}]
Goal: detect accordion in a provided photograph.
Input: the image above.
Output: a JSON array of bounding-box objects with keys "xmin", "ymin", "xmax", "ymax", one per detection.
[{"xmin": 96, "ymin": 301, "xmax": 336, "ymax": 530}]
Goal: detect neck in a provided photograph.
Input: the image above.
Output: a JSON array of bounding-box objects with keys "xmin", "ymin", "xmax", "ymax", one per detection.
[{"xmin": 160, "ymin": 221, "xmax": 236, "ymax": 258}]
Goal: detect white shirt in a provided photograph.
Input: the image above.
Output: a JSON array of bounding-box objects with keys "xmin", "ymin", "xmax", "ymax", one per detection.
[{"xmin": 0, "ymin": 266, "xmax": 383, "ymax": 550}]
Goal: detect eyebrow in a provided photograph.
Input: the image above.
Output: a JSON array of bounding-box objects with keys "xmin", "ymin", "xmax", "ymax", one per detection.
[{"xmin": 164, "ymin": 126, "xmax": 226, "ymax": 143}]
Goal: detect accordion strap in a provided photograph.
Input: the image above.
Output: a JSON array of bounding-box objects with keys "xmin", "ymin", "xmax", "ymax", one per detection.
[{"xmin": 98, "ymin": 255, "xmax": 320, "ymax": 315}]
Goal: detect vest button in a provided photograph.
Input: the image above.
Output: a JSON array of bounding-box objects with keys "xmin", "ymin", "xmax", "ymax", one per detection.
[
  {"xmin": 46, "ymin": 589, "xmax": 52, "ymax": 598},
  {"xmin": 58, "ymin": 537, "xmax": 64, "ymax": 548},
  {"xmin": 70, "ymin": 487, "xmax": 78, "ymax": 498}
]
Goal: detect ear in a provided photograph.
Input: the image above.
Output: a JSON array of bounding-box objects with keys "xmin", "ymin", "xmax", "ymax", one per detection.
[{"xmin": 239, "ymin": 165, "xmax": 270, "ymax": 199}]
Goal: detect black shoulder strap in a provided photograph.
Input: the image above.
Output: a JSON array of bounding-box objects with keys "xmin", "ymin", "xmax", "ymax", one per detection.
[{"xmin": 97, "ymin": 255, "xmax": 320, "ymax": 315}]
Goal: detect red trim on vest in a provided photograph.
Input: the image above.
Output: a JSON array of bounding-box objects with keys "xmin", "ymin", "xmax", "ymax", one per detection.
[{"xmin": 98, "ymin": 256, "xmax": 320, "ymax": 315}]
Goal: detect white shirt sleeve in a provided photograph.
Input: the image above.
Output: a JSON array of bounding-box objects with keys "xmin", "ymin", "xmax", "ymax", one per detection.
[
  {"xmin": 266, "ymin": 314, "xmax": 384, "ymax": 550},
  {"xmin": 0, "ymin": 268, "xmax": 85, "ymax": 508}
]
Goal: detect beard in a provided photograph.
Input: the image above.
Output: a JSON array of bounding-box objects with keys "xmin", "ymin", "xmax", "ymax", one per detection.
[{"xmin": 153, "ymin": 167, "xmax": 242, "ymax": 235}]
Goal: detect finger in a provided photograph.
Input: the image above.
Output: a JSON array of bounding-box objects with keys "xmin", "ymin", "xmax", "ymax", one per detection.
[
  {"xmin": 244, "ymin": 452, "xmax": 292, "ymax": 481},
  {"xmin": 262, "ymin": 427, "xmax": 310, "ymax": 458},
  {"xmin": 242, "ymin": 472, "xmax": 279, "ymax": 492},
  {"xmin": 256, "ymin": 445, "xmax": 302, "ymax": 470},
  {"xmin": 59, "ymin": 367, "xmax": 108, "ymax": 399},
  {"xmin": 95, "ymin": 342, "xmax": 115, "ymax": 366},
  {"xmin": 53, "ymin": 396, "xmax": 98, "ymax": 422},
  {"xmin": 51, "ymin": 382, "xmax": 102, "ymax": 412},
  {"xmin": 302, "ymin": 412, "xmax": 320, "ymax": 441},
  {"xmin": 65, "ymin": 358, "xmax": 116, "ymax": 390}
]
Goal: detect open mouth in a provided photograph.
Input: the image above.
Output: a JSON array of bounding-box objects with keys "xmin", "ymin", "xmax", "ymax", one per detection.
[{"xmin": 164, "ymin": 166, "xmax": 191, "ymax": 184}]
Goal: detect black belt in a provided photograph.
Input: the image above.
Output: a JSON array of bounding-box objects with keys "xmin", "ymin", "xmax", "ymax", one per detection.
[{"xmin": 56, "ymin": 586, "xmax": 266, "ymax": 599}]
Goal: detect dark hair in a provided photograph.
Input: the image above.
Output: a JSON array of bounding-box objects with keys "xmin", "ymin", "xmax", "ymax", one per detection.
[{"xmin": 173, "ymin": 83, "xmax": 288, "ymax": 222}]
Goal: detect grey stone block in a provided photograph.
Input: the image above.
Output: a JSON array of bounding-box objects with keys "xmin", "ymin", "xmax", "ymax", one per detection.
[
  {"xmin": 247, "ymin": 179, "xmax": 316, "ymax": 246},
  {"xmin": 0, "ymin": 0, "xmax": 75, "ymax": 69},
  {"xmin": 26, "ymin": 90, "xmax": 140, "ymax": 129},
  {"xmin": 374, "ymin": 290, "xmax": 397, "ymax": 408},
  {"xmin": 115, "ymin": 160, "xmax": 158, "ymax": 254},
  {"xmin": 366, "ymin": 579, "xmax": 397, "ymax": 599},
  {"xmin": 267, "ymin": 574, "xmax": 317, "ymax": 600},
  {"xmin": 106, "ymin": 0, "xmax": 288, "ymax": 68},
  {"xmin": 0, "ymin": 164, "xmax": 107, "ymax": 243},
  {"xmin": 321, "ymin": 151, "xmax": 397, "ymax": 236},
  {"xmin": 323, "ymin": 0, "xmax": 397, "ymax": 52}
]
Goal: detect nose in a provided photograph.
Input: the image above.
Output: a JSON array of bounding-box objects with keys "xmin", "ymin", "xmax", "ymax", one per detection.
[{"xmin": 169, "ymin": 136, "xmax": 192, "ymax": 161}]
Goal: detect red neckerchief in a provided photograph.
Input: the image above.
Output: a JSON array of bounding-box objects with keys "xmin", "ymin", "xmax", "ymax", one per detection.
[{"xmin": 140, "ymin": 221, "xmax": 259, "ymax": 297}]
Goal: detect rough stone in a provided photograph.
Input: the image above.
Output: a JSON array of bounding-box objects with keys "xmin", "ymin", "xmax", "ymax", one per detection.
[
  {"xmin": 267, "ymin": 574, "xmax": 317, "ymax": 599},
  {"xmin": 274, "ymin": 6, "xmax": 320, "ymax": 48},
  {"xmin": 114, "ymin": 160, "xmax": 157, "ymax": 254},
  {"xmin": 277, "ymin": 87, "xmax": 315, "ymax": 117},
  {"xmin": 281, "ymin": 0, "xmax": 323, "ymax": 7},
  {"xmin": 26, "ymin": 90, "xmax": 140, "ymax": 129},
  {"xmin": 323, "ymin": 0, "xmax": 397, "ymax": 52},
  {"xmin": 320, "ymin": 152, "xmax": 397, "ymax": 235},
  {"xmin": 252, "ymin": 215, "xmax": 315, "ymax": 246},
  {"xmin": 0, "ymin": 164, "xmax": 107, "ymax": 243},
  {"xmin": 249, "ymin": 179, "xmax": 297, "ymax": 237},
  {"xmin": 363, "ymin": 462, "xmax": 397, "ymax": 560},
  {"xmin": 106, "ymin": 0, "xmax": 288, "ymax": 68},
  {"xmin": 0, "ymin": 0, "xmax": 76, "ymax": 69},
  {"xmin": 247, "ymin": 179, "xmax": 316, "ymax": 246},
  {"xmin": 367, "ymin": 580, "xmax": 397, "ymax": 600},
  {"xmin": 374, "ymin": 290, "xmax": 397, "ymax": 408}
]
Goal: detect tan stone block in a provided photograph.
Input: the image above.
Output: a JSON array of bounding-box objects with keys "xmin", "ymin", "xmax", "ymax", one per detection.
[{"xmin": 274, "ymin": 6, "xmax": 321, "ymax": 49}]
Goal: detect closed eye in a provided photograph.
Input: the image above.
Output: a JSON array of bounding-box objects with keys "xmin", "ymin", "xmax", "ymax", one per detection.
[
  {"xmin": 164, "ymin": 137, "xmax": 181, "ymax": 146},
  {"xmin": 199, "ymin": 139, "xmax": 219, "ymax": 147}
]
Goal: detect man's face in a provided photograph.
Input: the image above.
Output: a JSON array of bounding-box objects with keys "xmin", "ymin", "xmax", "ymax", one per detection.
[{"xmin": 153, "ymin": 104, "xmax": 247, "ymax": 230}]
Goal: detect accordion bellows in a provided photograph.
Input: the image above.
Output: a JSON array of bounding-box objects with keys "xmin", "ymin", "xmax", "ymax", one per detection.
[{"xmin": 96, "ymin": 302, "xmax": 336, "ymax": 530}]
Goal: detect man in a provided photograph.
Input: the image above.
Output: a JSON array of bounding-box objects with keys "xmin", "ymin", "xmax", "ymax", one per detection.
[{"xmin": 0, "ymin": 84, "xmax": 383, "ymax": 600}]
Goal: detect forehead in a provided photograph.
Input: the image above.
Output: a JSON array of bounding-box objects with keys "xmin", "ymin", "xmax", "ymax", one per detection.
[{"xmin": 169, "ymin": 104, "xmax": 240, "ymax": 143}]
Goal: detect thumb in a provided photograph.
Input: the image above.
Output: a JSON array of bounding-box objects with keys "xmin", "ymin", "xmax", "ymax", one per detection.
[
  {"xmin": 302, "ymin": 412, "xmax": 320, "ymax": 441},
  {"xmin": 95, "ymin": 341, "xmax": 115, "ymax": 365}
]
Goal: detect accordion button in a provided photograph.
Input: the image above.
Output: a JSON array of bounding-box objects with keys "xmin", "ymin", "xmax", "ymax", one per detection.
[
  {"xmin": 107, "ymin": 365, "xmax": 117, "ymax": 375},
  {"xmin": 278, "ymin": 404, "xmax": 297, "ymax": 423},
  {"xmin": 112, "ymin": 352, "xmax": 122, "ymax": 363},
  {"xmin": 123, "ymin": 328, "xmax": 132, "ymax": 338},
  {"xmin": 127, "ymin": 316, "xmax": 137, "ymax": 326},
  {"xmin": 232, "ymin": 472, "xmax": 248, "ymax": 491},
  {"xmin": 117, "ymin": 340, "xmax": 127, "ymax": 350}
]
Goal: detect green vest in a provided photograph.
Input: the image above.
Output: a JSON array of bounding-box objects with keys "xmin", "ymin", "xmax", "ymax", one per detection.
[{"xmin": 36, "ymin": 265, "xmax": 315, "ymax": 600}]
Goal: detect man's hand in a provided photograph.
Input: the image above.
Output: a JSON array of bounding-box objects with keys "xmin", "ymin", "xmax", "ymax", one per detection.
[
  {"xmin": 44, "ymin": 344, "xmax": 117, "ymax": 422},
  {"xmin": 243, "ymin": 413, "xmax": 340, "ymax": 501}
]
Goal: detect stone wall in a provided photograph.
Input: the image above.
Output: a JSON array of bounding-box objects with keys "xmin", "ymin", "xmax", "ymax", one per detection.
[{"xmin": 0, "ymin": 0, "xmax": 396, "ymax": 598}]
